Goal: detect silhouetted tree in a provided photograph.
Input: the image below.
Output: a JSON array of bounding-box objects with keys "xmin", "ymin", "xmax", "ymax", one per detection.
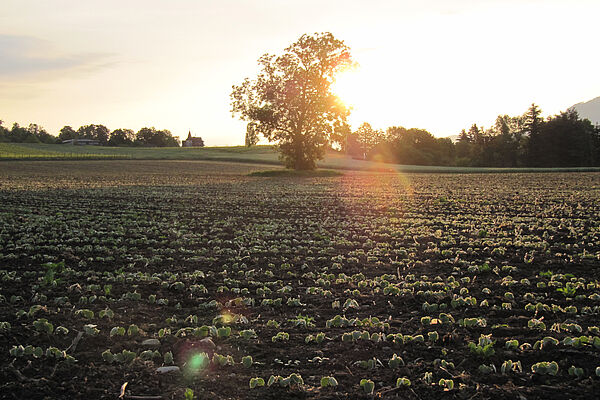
[
  {"xmin": 135, "ymin": 127, "xmax": 180, "ymax": 147},
  {"xmin": 534, "ymin": 109, "xmax": 597, "ymax": 167},
  {"xmin": 355, "ymin": 122, "xmax": 383, "ymax": 159},
  {"xmin": 77, "ymin": 124, "xmax": 110, "ymax": 145},
  {"xmin": 344, "ymin": 130, "xmax": 363, "ymax": 159},
  {"xmin": 27, "ymin": 124, "xmax": 56, "ymax": 144},
  {"xmin": 523, "ymin": 103, "xmax": 544, "ymax": 166},
  {"xmin": 58, "ymin": 126, "xmax": 77, "ymax": 142},
  {"xmin": 371, "ymin": 126, "xmax": 443, "ymax": 165},
  {"xmin": 455, "ymin": 129, "xmax": 471, "ymax": 164},
  {"xmin": 8, "ymin": 123, "xmax": 36, "ymax": 143},
  {"xmin": 231, "ymin": 32, "xmax": 353, "ymax": 169},
  {"xmin": 0, "ymin": 120, "xmax": 7, "ymax": 142},
  {"xmin": 108, "ymin": 128, "xmax": 135, "ymax": 146},
  {"xmin": 245, "ymin": 123, "xmax": 259, "ymax": 147}
]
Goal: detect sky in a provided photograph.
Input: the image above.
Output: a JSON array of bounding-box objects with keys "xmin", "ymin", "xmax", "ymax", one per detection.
[{"xmin": 1, "ymin": 0, "xmax": 599, "ymax": 145}]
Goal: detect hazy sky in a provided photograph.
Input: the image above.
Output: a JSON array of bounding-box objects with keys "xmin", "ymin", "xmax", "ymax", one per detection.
[{"xmin": 1, "ymin": 0, "xmax": 599, "ymax": 145}]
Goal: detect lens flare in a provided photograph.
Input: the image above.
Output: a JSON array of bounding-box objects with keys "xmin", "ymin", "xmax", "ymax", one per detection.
[
  {"xmin": 186, "ymin": 351, "xmax": 209, "ymax": 375},
  {"xmin": 220, "ymin": 312, "xmax": 234, "ymax": 324}
]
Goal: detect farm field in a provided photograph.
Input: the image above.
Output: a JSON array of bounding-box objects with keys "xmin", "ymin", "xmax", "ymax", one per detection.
[
  {"xmin": 3, "ymin": 143, "xmax": 600, "ymax": 174},
  {"xmin": 1, "ymin": 160, "xmax": 600, "ymax": 399}
]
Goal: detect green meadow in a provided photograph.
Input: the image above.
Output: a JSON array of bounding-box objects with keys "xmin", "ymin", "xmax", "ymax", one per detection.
[{"xmin": 2, "ymin": 142, "xmax": 600, "ymax": 173}]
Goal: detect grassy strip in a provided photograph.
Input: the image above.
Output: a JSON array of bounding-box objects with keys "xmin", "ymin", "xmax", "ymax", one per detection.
[
  {"xmin": 2, "ymin": 143, "xmax": 600, "ymax": 173},
  {"xmin": 249, "ymin": 169, "xmax": 344, "ymax": 177}
]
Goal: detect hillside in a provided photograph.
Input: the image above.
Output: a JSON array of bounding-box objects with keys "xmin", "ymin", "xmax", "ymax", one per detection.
[{"xmin": 571, "ymin": 96, "xmax": 600, "ymax": 125}]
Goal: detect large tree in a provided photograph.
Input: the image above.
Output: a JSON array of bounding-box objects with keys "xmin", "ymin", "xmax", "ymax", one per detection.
[
  {"xmin": 135, "ymin": 127, "xmax": 179, "ymax": 147},
  {"xmin": 523, "ymin": 103, "xmax": 544, "ymax": 166},
  {"xmin": 77, "ymin": 124, "xmax": 110, "ymax": 145},
  {"xmin": 0, "ymin": 120, "xmax": 7, "ymax": 142},
  {"xmin": 231, "ymin": 32, "xmax": 353, "ymax": 170},
  {"xmin": 58, "ymin": 126, "xmax": 77, "ymax": 142},
  {"xmin": 108, "ymin": 128, "xmax": 135, "ymax": 147}
]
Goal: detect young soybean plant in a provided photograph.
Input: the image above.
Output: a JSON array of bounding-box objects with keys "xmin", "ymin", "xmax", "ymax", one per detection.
[
  {"xmin": 184, "ymin": 388, "xmax": 194, "ymax": 400},
  {"xmin": 249, "ymin": 377, "xmax": 265, "ymax": 388},
  {"xmin": 320, "ymin": 376, "xmax": 338, "ymax": 388},
  {"xmin": 396, "ymin": 377, "xmax": 411, "ymax": 387},
  {"xmin": 359, "ymin": 379, "xmax": 375, "ymax": 394},
  {"xmin": 388, "ymin": 354, "xmax": 405, "ymax": 369},
  {"xmin": 241, "ymin": 355, "xmax": 253, "ymax": 368},
  {"xmin": 438, "ymin": 378, "xmax": 454, "ymax": 390}
]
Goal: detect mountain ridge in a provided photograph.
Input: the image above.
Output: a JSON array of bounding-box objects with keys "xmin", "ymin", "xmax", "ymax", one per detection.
[{"xmin": 570, "ymin": 96, "xmax": 600, "ymax": 125}]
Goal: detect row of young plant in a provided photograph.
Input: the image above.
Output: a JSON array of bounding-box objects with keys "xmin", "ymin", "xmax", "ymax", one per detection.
[{"xmin": 1, "ymin": 172, "xmax": 599, "ymax": 398}]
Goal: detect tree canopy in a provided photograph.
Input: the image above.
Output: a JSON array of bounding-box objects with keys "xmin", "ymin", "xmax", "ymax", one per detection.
[
  {"xmin": 231, "ymin": 32, "xmax": 353, "ymax": 169},
  {"xmin": 1, "ymin": 119, "xmax": 182, "ymax": 147},
  {"xmin": 349, "ymin": 104, "xmax": 600, "ymax": 168}
]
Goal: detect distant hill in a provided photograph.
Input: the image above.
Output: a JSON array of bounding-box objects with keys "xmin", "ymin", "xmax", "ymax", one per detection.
[{"xmin": 570, "ymin": 96, "xmax": 600, "ymax": 125}]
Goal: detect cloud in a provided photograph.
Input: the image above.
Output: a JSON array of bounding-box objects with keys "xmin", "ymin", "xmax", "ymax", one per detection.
[{"xmin": 0, "ymin": 34, "xmax": 112, "ymax": 79}]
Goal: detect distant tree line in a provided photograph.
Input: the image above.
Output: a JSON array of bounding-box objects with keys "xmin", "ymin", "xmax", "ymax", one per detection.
[
  {"xmin": 342, "ymin": 104, "xmax": 600, "ymax": 167},
  {"xmin": 0, "ymin": 120, "xmax": 180, "ymax": 147}
]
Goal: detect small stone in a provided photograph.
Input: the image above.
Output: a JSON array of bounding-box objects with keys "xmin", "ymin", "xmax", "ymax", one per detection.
[
  {"xmin": 156, "ymin": 366, "xmax": 180, "ymax": 374},
  {"xmin": 142, "ymin": 339, "xmax": 161, "ymax": 348},
  {"xmin": 199, "ymin": 338, "xmax": 216, "ymax": 349}
]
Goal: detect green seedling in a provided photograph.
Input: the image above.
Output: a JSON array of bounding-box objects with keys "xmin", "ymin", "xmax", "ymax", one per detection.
[
  {"xmin": 320, "ymin": 376, "xmax": 338, "ymax": 387},
  {"xmin": 98, "ymin": 308, "xmax": 114, "ymax": 319},
  {"xmin": 140, "ymin": 350, "xmax": 159, "ymax": 361},
  {"xmin": 271, "ymin": 331, "xmax": 289, "ymax": 342},
  {"xmin": 46, "ymin": 346, "xmax": 65, "ymax": 359},
  {"xmin": 428, "ymin": 331, "xmax": 439, "ymax": 342},
  {"xmin": 0, "ymin": 321, "xmax": 11, "ymax": 332},
  {"xmin": 110, "ymin": 326, "xmax": 126, "ymax": 337},
  {"xmin": 438, "ymin": 378, "xmax": 454, "ymax": 390},
  {"xmin": 531, "ymin": 361, "xmax": 559, "ymax": 376},
  {"xmin": 359, "ymin": 379, "xmax": 374, "ymax": 394},
  {"xmin": 533, "ymin": 336, "xmax": 559, "ymax": 350},
  {"xmin": 501, "ymin": 360, "xmax": 522, "ymax": 374},
  {"xmin": 32, "ymin": 318, "xmax": 54, "ymax": 334},
  {"xmin": 55, "ymin": 326, "xmax": 69, "ymax": 335},
  {"xmin": 114, "ymin": 349, "xmax": 136, "ymax": 364},
  {"xmin": 83, "ymin": 324, "xmax": 100, "ymax": 336},
  {"xmin": 434, "ymin": 359, "xmax": 455, "ymax": 369},
  {"xmin": 242, "ymin": 355, "xmax": 253, "ymax": 368},
  {"xmin": 158, "ymin": 327, "xmax": 171, "ymax": 338},
  {"xmin": 423, "ymin": 371, "xmax": 433, "ymax": 385},
  {"xmin": 396, "ymin": 377, "xmax": 411, "ymax": 387},
  {"xmin": 388, "ymin": 354, "xmax": 405, "ymax": 369},
  {"xmin": 102, "ymin": 349, "xmax": 114, "ymax": 363},
  {"xmin": 568, "ymin": 365, "xmax": 584, "ymax": 378},
  {"xmin": 468, "ymin": 334, "xmax": 495, "ymax": 358},
  {"xmin": 127, "ymin": 324, "xmax": 140, "ymax": 336},
  {"xmin": 527, "ymin": 318, "xmax": 546, "ymax": 331},
  {"xmin": 249, "ymin": 377, "xmax": 265, "ymax": 388},
  {"xmin": 239, "ymin": 329, "xmax": 257, "ymax": 339},
  {"xmin": 9, "ymin": 345, "xmax": 25, "ymax": 357},
  {"xmin": 217, "ymin": 326, "xmax": 231, "ymax": 338},
  {"xmin": 75, "ymin": 309, "xmax": 94, "ymax": 319},
  {"xmin": 343, "ymin": 298, "xmax": 359, "ymax": 310},
  {"xmin": 211, "ymin": 353, "xmax": 230, "ymax": 366}
]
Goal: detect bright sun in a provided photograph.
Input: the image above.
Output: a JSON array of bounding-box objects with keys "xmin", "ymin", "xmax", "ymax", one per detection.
[
  {"xmin": 332, "ymin": 68, "xmax": 365, "ymax": 109},
  {"xmin": 331, "ymin": 65, "xmax": 382, "ymax": 129}
]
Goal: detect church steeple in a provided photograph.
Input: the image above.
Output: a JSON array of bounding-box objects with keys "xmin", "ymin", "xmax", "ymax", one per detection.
[{"xmin": 187, "ymin": 131, "xmax": 192, "ymax": 140}]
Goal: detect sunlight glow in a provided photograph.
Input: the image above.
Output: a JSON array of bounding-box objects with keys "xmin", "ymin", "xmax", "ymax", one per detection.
[
  {"xmin": 332, "ymin": 66, "xmax": 365, "ymax": 110},
  {"xmin": 186, "ymin": 352, "xmax": 209, "ymax": 375}
]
